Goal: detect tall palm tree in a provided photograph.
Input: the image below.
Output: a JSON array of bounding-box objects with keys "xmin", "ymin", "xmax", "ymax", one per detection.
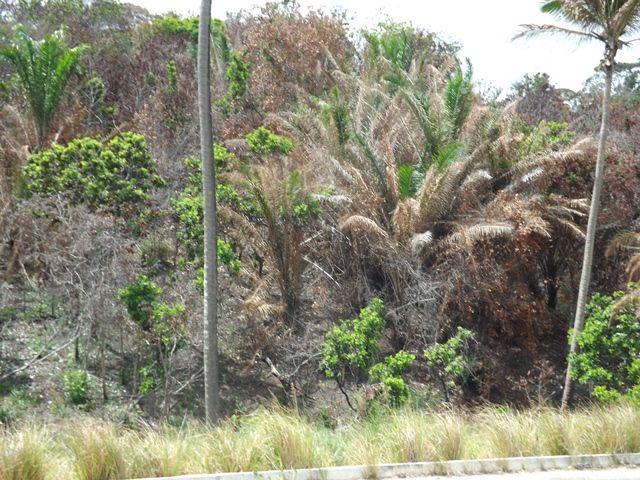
[
  {"xmin": 0, "ymin": 26, "xmax": 87, "ymax": 149},
  {"xmin": 198, "ymin": 0, "xmax": 220, "ymax": 422},
  {"xmin": 516, "ymin": 0, "xmax": 640, "ymax": 410}
]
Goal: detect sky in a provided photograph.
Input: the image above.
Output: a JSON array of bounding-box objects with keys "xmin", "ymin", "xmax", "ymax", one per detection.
[{"xmin": 128, "ymin": 0, "xmax": 640, "ymax": 93}]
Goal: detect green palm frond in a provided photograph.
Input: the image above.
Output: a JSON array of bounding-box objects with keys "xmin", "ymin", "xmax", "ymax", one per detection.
[
  {"xmin": 444, "ymin": 60, "xmax": 474, "ymax": 137},
  {"xmin": 518, "ymin": 0, "xmax": 640, "ymax": 46},
  {"xmin": 397, "ymin": 164, "xmax": 416, "ymax": 201},
  {"xmin": 0, "ymin": 25, "xmax": 88, "ymax": 147}
]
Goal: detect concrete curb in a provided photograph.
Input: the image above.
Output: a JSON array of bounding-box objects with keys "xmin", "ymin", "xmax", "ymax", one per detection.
[{"xmin": 133, "ymin": 453, "xmax": 640, "ymax": 480}]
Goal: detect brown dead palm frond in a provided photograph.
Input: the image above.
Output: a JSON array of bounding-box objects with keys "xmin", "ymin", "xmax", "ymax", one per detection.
[
  {"xmin": 340, "ymin": 215, "xmax": 389, "ymax": 241},
  {"xmin": 605, "ymin": 232, "xmax": 640, "ymax": 257},
  {"xmin": 243, "ymin": 277, "xmax": 286, "ymax": 325},
  {"xmin": 509, "ymin": 137, "xmax": 597, "ymax": 185},
  {"xmin": 610, "ymin": 285, "xmax": 640, "ymax": 320},
  {"xmin": 429, "ymin": 222, "xmax": 515, "ymax": 256},
  {"xmin": 627, "ymin": 254, "xmax": 640, "ymax": 282},
  {"xmin": 605, "ymin": 231, "xmax": 640, "ymax": 282},
  {"xmin": 410, "ymin": 231, "xmax": 434, "ymax": 255},
  {"xmin": 462, "ymin": 169, "xmax": 493, "ymax": 187},
  {"xmin": 392, "ymin": 198, "xmax": 420, "ymax": 246},
  {"xmin": 416, "ymin": 146, "xmax": 484, "ymax": 230},
  {"xmin": 217, "ymin": 205, "xmax": 268, "ymax": 253},
  {"xmin": 554, "ymin": 218, "xmax": 588, "ymax": 240}
]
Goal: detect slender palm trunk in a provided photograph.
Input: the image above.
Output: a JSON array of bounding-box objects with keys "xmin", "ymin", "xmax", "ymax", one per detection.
[
  {"xmin": 198, "ymin": 0, "xmax": 220, "ymax": 422},
  {"xmin": 561, "ymin": 55, "xmax": 614, "ymax": 411}
]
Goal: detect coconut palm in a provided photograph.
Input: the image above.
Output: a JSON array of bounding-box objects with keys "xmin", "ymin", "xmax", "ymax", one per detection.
[
  {"xmin": 0, "ymin": 26, "xmax": 87, "ymax": 149},
  {"xmin": 198, "ymin": 0, "xmax": 220, "ymax": 422},
  {"xmin": 516, "ymin": 0, "xmax": 640, "ymax": 410}
]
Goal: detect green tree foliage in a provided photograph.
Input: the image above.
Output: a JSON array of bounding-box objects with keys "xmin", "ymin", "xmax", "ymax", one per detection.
[
  {"xmin": 0, "ymin": 26, "xmax": 88, "ymax": 147},
  {"xmin": 246, "ymin": 126, "xmax": 294, "ymax": 155},
  {"xmin": 424, "ymin": 327, "xmax": 474, "ymax": 402},
  {"xmin": 117, "ymin": 274, "xmax": 162, "ymax": 331},
  {"xmin": 570, "ymin": 290, "xmax": 640, "ymax": 404},
  {"xmin": 165, "ymin": 59, "xmax": 178, "ymax": 94},
  {"xmin": 518, "ymin": 120, "xmax": 575, "ymax": 156},
  {"xmin": 153, "ymin": 14, "xmax": 250, "ymax": 111},
  {"xmin": 226, "ymin": 51, "xmax": 250, "ymax": 100},
  {"xmin": 321, "ymin": 299, "xmax": 417, "ymax": 407},
  {"xmin": 171, "ymin": 146, "xmax": 248, "ymax": 271},
  {"xmin": 153, "ymin": 14, "xmax": 199, "ymax": 42},
  {"xmin": 369, "ymin": 350, "xmax": 415, "ymax": 406},
  {"xmin": 118, "ymin": 275, "xmax": 186, "ymax": 397},
  {"xmin": 23, "ymin": 132, "xmax": 164, "ymax": 213},
  {"xmin": 321, "ymin": 298, "xmax": 386, "ymax": 384}
]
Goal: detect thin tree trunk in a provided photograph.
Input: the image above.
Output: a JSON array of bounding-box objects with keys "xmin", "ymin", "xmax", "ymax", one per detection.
[
  {"xmin": 198, "ymin": 0, "xmax": 220, "ymax": 423},
  {"xmin": 561, "ymin": 57, "xmax": 614, "ymax": 411}
]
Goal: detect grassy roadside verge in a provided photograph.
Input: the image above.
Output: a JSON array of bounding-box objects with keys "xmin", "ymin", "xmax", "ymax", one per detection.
[{"xmin": 1, "ymin": 403, "xmax": 640, "ymax": 480}]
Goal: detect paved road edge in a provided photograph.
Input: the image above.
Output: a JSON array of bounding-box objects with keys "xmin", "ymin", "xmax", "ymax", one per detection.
[{"xmin": 133, "ymin": 452, "xmax": 640, "ymax": 480}]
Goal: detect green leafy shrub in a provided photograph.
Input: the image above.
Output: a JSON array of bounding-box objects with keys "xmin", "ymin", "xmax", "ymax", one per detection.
[
  {"xmin": 0, "ymin": 389, "xmax": 36, "ymax": 424},
  {"xmin": 226, "ymin": 51, "xmax": 250, "ymax": 100},
  {"xmin": 217, "ymin": 238, "xmax": 241, "ymax": 274},
  {"xmin": 118, "ymin": 277, "xmax": 187, "ymax": 396},
  {"xmin": 518, "ymin": 120, "xmax": 575, "ymax": 156},
  {"xmin": 369, "ymin": 350, "xmax": 415, "ymax": 406},
  {"xmin": 24, "ymin": 132, "xmax": 163, "ymax": 213},
  {"xmin": 171, "ymin": 189, "xmax": 204, "ymax": 261},
  {"xmin": 321, "ymin": 299, "xmax": 417, "ymax": 408},
  {"xmin": 117, "ymin": 275, "xmax": 162, "ymax": 331},
  {"xmin": 152, "ymin": 14, "xmax": 199, "ymax": 42},
  {"xmin": 424, "ymin": 327, "xmax": 474, "ymax": 402},
  {"xmin": 570, "ymin": 290, "xmax": 640, "ymax": 404},
  {"xmin": 166, "ymin": 59, "xmax": 178, "ymax": 94},
  {"xmin": 246, "ymin": 126, "xmax": 294, "ymax": 155},
  {"xmin": 172, "ymin": 148, "xmax": 253, "ymax": 265},
  {"xmin": 62, "ymin": 369, "xmax": 91, "ymax": 407},
  {"xmin": 321, "ymin": 298, "xmax": 386, "ymax": 383}
]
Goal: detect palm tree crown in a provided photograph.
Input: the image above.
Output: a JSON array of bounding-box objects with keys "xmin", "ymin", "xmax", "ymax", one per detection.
[
  {"xmin": 518, "ymin": 1, "xmax": 640, "ymax": 62},
  {"xmin": 0, "ymin": 26, "xmax": 87, "ymax": 148},
  {"xmin": 517, "ymin": 0, "xmax": 640, "ymax": 411}
]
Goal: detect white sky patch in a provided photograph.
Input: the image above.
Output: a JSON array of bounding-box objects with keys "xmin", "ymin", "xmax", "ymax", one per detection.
[{"xmin": 127, "ymin": 0, "xmax": 640, "ymax": 93}]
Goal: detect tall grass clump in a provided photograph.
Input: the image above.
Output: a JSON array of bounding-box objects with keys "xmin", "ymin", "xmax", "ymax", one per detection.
[
  {"xmin": 64, "ymin": 421, "xmax": 126, "ymax": 480},
  {"xmin": 1, "ymin": 403, "xmax": 640, "ymax": 479},
  {"xmin": 0, "ymin": 428, "xmax": 50, "ymax": 480}
]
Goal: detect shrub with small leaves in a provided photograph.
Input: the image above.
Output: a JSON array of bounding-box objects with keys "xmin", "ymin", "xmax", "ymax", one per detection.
[
  {"xmin": 62, "ymin": 369, "xmax": 91, "ymax": 407},
  {"xmin": 369, "ymin": 350, "xmax": 415, "ymax": 406},
  {"xmin": 166, "ymin": 59, "xmax": 178, "ymax": 94},
  {"xmin": 118, "ymin": 277, "xmax": 187, "ymax": 396},
  {"xmin": 226, "ymin": 51, "xmax": 250, "ymax": 100},
  {"xmin": 117, "ymin": 275, "xmax": 162, "ymax": 331},
  {"xmin": 570, "ymin": 290, "xmax": 640, "ymax": 404},
  {"xmin": 24, "ymin": 132, "xmax": 163, "ymax": 213},
  {"xmin": 424, "ymin": 327, "xmax": 474, "ymax": 401},
  {"xmin": 172, "ymin": 147, "xmax": 252, "ymax": 265},
  {"xmin": 321, "ymin": 298, "xmax": 386, "ymax": 384},
  {"xmin": 246, "ymin": 126, "xmax": 294, "ymax": 155}
]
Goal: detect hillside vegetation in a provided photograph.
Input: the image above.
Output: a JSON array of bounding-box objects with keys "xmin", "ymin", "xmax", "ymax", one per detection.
[{"xmin": 0, "ymin": 0, "xmax": 639, "ymax": 443}]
